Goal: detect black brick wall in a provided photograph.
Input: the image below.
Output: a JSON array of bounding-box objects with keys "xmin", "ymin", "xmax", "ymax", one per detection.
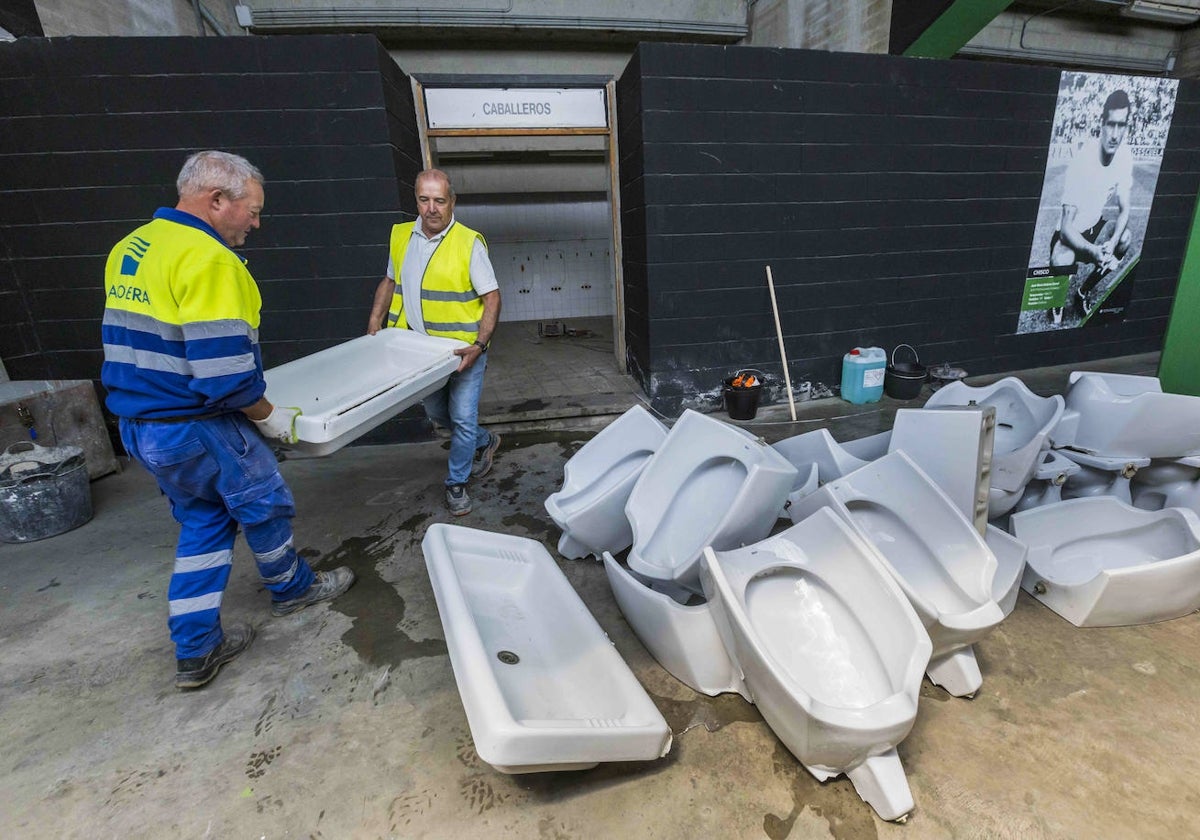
[
  {"xmin": 616, "ymin": 42, "xmax": 1200, "ymax": 413},
  {"xmin": 0, "ymin": 34, "xmax": 421, "ymax": 386}
]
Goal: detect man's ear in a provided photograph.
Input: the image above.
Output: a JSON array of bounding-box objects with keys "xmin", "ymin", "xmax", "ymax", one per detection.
[{"xmin": 208, "ymin": 188, "xmax": 225, "ymax": 211}]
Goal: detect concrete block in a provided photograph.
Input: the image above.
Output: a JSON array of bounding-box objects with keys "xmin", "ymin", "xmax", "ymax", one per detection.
[{"xmin": 0, "ymin": 380, "xmax": 119, "ymax": 479}]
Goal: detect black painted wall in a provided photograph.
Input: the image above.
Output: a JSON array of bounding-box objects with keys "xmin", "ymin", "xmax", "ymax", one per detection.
[
  {"xmin": 0, "ymin": 34, "xmax": 421, "ymax": 387},
  {"xmin": 616, "ymin": 42, "xmax": 1200, "ymax": 413}
]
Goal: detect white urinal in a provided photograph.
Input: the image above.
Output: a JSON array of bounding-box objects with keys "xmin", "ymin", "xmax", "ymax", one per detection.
[
  {"xmin": 1012, "ymin": 497, "xmax": 1200, "ymax": 627},
  {"xmin": 1059, "ymin": 449, "xmax": 1151, "ymax": 505},
  {"xmin": 700, "ymin": 509, "xmax": 931, "ymax": 823},
  {"xmin": 545, "ymin": 405, "xmax": 669, "ymax": 559},
  {"xmin": 782, "ymin": 463, "xmax": 820, "ymax": 518},
  {"xmin": 602, "ymin": 552, "xmax": 745, "ymax": 696},
  {"xmin": 985, "ymin": 525, "xmax": 1027, "ymax": 618},
  {"xmin": 772, "ymin": 428, "xmax": 873, "ymax": 486},
  {"xmin": 1011, "ymin": 450, "xmax": 1081, "ymax": 516},
  {"xmin": 776, "ymin": 407, "xmax": 995, "ymax": 535},
  {"xmin": 422, "ymin": 524, "xmax": 672, "ymax": 772},
  {"xmin": 1131, "ymin": 455, "xmax": 1200, "ymax": 515},
  {"xmin": 888, "ymin": 407, "xmax": 995, "ymax": 536},
  {"xmin": 790, "ymin": 452, "xmax": 1006, "ymax": 698},
  {"xmin": 625, "ymin": 410, "xmax": 797, "ymax": 592},
  {"xmin": 1057, "ymin": 372, "xmax": 1200, "ymax": 457},
  {"xmin": 926, "ymin": 377, "xmax": 1063, "ymax": 519},
  {"xmin": 839, "ymin": 430, "xmax": 891, "ymax": 462}
]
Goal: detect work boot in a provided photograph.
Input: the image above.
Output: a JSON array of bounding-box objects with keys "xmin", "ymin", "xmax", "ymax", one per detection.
[
  {"xmin": 270, "ymin": 567, "xmax": 356, "ymax": 617},
  {"xmin": 472, "ymin": 431, "xmax": 502, "ymax": 478},
  {"xmin": 446, "ymin": 483, "xmax": 471, "ymax": 516},
  {"xmin": 175, "ymin": 622, "xmax": 255, "ymax": 690}
]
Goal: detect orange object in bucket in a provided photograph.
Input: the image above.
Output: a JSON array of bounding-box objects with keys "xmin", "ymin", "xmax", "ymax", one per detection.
[{"xmin": 723, "ymin": 369, "xmax": 764, "ymax": 420}]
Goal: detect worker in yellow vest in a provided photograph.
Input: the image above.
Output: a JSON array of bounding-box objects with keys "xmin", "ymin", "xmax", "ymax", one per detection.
[{"xmin": 367, "ymin": 169, "xmax": 502, "ymax": 516}]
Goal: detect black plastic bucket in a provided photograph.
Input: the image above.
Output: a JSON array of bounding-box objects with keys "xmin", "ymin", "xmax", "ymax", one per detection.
[
  {"xmin": 0, "ymin": 441, "xmax": 93, "ymax": 543},
  {"xmin": 723, "ymin": 369, "xmax": 764, "ymax": 421},
  {"xmin": 884, "ymin": 344, "xmax": 927, "ymax": 400}
]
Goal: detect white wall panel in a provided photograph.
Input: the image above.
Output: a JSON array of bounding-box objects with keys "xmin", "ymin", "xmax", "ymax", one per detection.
[{"xmin": 458, "ymin": 198, "xmax": 614, "ymax": 323}]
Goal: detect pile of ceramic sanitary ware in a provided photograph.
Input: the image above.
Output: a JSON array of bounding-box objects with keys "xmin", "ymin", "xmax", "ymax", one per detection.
[{"xmin": 421, "ymin": 371, "xmax": 1200, "ymax": 824}]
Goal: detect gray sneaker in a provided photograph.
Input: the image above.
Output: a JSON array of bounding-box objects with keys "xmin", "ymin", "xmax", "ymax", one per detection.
[
  {"xmin": 446, "ymin": 483, "xmax": 471, "ymax": 516},
  {"xmin": 175, "ymin": 622, "xmax": 255, "ymax": 690},
  {"xmin": 271, "ymin": 567, "xmax": 356, "ymax": 617},
  {"xmin": 472, "ymin": 431, "xmax": 501, "ymax": 478}
]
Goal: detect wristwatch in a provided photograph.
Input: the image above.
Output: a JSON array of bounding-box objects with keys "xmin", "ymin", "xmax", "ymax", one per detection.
[{"xmin": 473, "ymin": 339, "xmax": 488, "ymax": 352}]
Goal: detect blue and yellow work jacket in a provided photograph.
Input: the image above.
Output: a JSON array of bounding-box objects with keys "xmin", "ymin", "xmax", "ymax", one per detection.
[
  {"xmin": 100, "ymin": 208, "xmax": 266, "ymax": 419},
  {"xmin": 386, "ymin": 221, "xmax": 486, "ymax": 344}
]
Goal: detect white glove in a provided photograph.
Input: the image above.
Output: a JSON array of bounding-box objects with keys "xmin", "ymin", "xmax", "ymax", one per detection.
[{"xmin": 253, "ymin": 405, "xmax": 302, "ymax": 444}]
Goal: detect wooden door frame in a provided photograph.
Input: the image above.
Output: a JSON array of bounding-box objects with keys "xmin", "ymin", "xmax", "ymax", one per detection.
[{"xmin": 410, "ymin": 78, "xmax": 627, "ymax": 373}]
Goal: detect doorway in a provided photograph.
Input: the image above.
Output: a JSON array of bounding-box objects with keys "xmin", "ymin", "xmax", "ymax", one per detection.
[{"xmin": 412, "ymin": 79, "xmax": 638, "ymax": 425}]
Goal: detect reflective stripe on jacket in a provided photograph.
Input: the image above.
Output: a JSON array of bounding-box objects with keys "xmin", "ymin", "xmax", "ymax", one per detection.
[
  {"xmin": 100, "ymin": 209, "xmax": 265, "ymax": 420},
  {"xmin": 386, "ymin": 221, "xmax": 486, "ymax": 343}
]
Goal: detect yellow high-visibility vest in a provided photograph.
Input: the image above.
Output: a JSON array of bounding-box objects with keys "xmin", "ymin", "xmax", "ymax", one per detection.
[{"xmin": 386, "ymin": 221, "xmax": 486, "ymax": 344}]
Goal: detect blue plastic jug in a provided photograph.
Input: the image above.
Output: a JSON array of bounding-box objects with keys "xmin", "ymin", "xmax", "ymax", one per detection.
[{"xmin": 841, "ymin": 347, "xmax": 886, "ymax": 404}]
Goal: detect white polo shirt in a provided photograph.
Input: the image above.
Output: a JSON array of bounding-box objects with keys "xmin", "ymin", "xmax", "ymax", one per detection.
[
  {"xmin": 1060, "ymin": 137, "xmax": 1134, "ymax": 231},
  {"xmin": 385, "ymin": 216, "xmax": 499, "ymax": 335}
]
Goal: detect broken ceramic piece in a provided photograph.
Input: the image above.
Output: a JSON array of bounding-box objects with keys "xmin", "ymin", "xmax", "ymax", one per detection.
[{"xmin": 1012, "ymin": 497, "xmax": 1200, "ymax": 627}]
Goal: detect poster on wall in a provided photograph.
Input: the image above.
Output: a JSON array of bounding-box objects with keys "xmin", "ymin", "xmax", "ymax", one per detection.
[{"xmin": 1016, "ymin": 71, "xmax": 1177, "ymax": 334}]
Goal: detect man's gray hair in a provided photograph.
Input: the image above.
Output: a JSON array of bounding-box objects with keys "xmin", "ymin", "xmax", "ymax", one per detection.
[{"xmin": 177, "ymin": 150, "xmax": 264, "ymax": 200}]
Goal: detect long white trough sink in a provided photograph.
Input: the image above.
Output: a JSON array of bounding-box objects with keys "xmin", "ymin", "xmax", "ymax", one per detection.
[
  {"xmin": 422, "ymin": 524, "xmax": 672, "ymax": 773},
  {"xmin": 264, "ymin": 330, "xmax": 464, "ymax": 456}
]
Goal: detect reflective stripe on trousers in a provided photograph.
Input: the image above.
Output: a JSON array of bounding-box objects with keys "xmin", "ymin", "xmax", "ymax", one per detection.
[{"xmin": 120, "ymin": 413, "xmax": 316, "ymax": 659}]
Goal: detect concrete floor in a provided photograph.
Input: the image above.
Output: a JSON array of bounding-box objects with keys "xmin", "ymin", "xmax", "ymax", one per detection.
[
  {"xmin": 3, "ymin": 353, "xmax": 1200, "ymax": 838},
  {"xmin": 479, "ymin": 316, "xmax": 645, "ymax": 433}
]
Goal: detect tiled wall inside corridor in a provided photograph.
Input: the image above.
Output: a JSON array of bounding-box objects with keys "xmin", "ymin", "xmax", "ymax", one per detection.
[{"xmin": 456, "ymin": 197, "xmax": 614, "ymax": 323}]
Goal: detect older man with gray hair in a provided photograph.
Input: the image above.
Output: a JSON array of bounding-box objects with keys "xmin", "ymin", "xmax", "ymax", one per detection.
[{"xmin": 101, "ymin": 150, "xmax": 355, "ymax": 691}]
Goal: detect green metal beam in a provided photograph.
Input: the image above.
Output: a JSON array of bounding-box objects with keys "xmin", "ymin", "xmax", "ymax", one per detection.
[
  {"xmin": 903, "ymin": 0, "xmax": 1014, "ymax": 59},
  {"xmin": 1158, "ymin": 189, "xmax": 1200, "ymax": 395}
]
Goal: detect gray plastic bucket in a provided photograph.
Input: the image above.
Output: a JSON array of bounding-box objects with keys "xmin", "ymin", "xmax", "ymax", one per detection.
[{"xmin": 0, "ymin": 441, "xmax": 93, "ymax": 543}]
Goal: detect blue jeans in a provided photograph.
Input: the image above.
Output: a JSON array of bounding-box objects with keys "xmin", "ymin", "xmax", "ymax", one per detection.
[
  {"xmin": 422, "ymin": 353, "xmax": 490, "ymax": 486},
  {"xmin": 120, "ymin": 413, "xmax": 315, "ymax": 659}
]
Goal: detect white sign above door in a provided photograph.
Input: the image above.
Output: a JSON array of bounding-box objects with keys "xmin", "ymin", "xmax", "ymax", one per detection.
[{"xmin": 424, "ymin": 88, "xmax": 608, "ymax": 130}]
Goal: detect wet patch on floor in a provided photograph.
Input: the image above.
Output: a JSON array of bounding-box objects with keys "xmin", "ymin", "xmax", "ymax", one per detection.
[
  {"xmin": 647, "ymin": 689, "xmax": 762, "ymax": 735},
  {"xmin": 513, "ymin": 755, "xmax": 675, "ymax": 802},
  {"xmin": 919, "ymin": 680, "xmax": 955, "ymax": 703},
  {"xmin": 500, "ymin": 511, "xmax": 558, "ymax": 543},
  {"xmin": 762, "ymin": 740, "xmax": 880, "ymax": 840},
  {"xmin": 303, "ymin": 534, "xmax": 446, "ymax": 669},
  {"xmin": 506, "ymin": 398, "xmax": 550, "ymax": 413}
]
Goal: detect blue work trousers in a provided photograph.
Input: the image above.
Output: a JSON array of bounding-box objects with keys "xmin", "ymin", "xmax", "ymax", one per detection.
[
  {"xmin": 120, "ymin": 413, "xmax": 315, "ymax": 660},
  {"xmin": 422, "ymin": 353, "xmax": 491, "ymax": 486}
]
